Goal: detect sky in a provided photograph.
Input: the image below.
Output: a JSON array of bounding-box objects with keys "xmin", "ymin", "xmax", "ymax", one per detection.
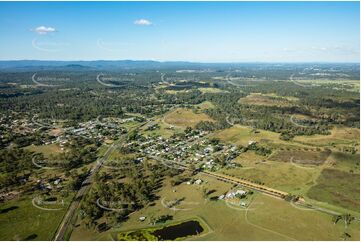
[{"xmin": 0, "ymin": 1, "xmax": 359, "ymax": 62}]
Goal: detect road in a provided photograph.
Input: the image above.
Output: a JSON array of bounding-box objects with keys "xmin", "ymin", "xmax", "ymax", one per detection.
[
  {"xmin": 54, "ymin": 119, "xmax": 151, "ymax": 240},
  {"xmin": 53, "ymin": 142, "xmax": 117, "ymax": 241}
]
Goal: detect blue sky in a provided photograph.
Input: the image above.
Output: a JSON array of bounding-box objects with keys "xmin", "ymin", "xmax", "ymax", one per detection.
[{"xmin": 0, "ymin": 1, "xmax": 359, "ymax": 62}]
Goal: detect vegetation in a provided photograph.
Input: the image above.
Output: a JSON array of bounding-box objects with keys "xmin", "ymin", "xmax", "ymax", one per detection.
[{"xmin": 0, "ymin": 64, "xmax": 359, "ymax": 240}]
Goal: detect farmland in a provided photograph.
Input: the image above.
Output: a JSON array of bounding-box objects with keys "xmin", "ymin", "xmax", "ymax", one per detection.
[
  {"xmin": 163, "ymin": 108, "xmax": 214, "ymax": 129},
  {"xmin": 0, "ymin": 63, "xmax": 359, "ymax": 241}
]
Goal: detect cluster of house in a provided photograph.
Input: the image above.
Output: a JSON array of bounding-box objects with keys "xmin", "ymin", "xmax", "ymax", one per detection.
[
  {"xmin": 122, "ymin": 129, "xmax": 241, "ymax": 171},
  {"xmin": 1, "ymin": 113, "xmax": 134, "ymax": 148},
  {"xmin": 66, "ymin": 118, "xmax": 126, "ymax": 140},
  {"xmin": 218, "ymin": 189, "xmax": 248, "ymax": 206},
  {"xmin": 1, "ymin": 114, "xmax": 37, "ymax": 136}
]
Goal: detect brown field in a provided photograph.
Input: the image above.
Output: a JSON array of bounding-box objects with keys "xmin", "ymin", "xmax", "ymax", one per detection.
[
  {"xmin": 294, "ymin": 127, "xmax": 360, "ymax": 147},
  {"xmin": 163, "ymin": 108, "xmax": 214, "ymax": 128},
  {"xmin": 307, "ymin": 168, "xmax": 360, "ymax": 211},
  {"xmin": 269, "ymin": 149, "xmax": 331, "ymax": 165},
  {"xmin": 238, "ymin": 93, "xmax": 298, "ymax": 107},
  {"xmin": 25, "ymin": 143, "xmax": 64, "ymax": 157},
  {"xmin": 48, "ymin": 128, "xmax": 64, "ymax": 136}
]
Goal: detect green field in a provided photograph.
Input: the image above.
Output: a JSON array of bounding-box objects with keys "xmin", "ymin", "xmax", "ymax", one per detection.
[
  {"xmin": 163, "ymin": 108, "xmax": 214, "ymax": 129},
  {"xmin": 307, "ymin": 168, "xmax": 360, "ymax": 211},
  {"xmin": 238, "ymin": 93, "xmax": 298, "ymax": 107},
  {"xmin": 293, "ymin": 127, "xmax": 360, "ymax": 148},
  {"xmin": 212, "ymin": 124, "xmax": 284, "ymax": 147},
  {"xmin": 25, "ymin": 144, "xmax": 64, "ymax": 157},
  {"xmin": 198, "ymin": 87, "xmax": 226, "ymax": 94},
  {"xmin": 0, "ymin": 195, "xmax": 73, "ymax": 240},
  {"xmin": 221, "ymin": 160, "xmax": 320, "ymax": 195},
  {"xmin": 70, "ymin": 173, "xmax": 360, "ymax": 241},
  {"xmin": 195, "ymin": 101, "xmax": 215, "ymax": 110}
]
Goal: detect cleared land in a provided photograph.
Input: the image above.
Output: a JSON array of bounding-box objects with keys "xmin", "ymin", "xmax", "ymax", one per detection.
[
  {"xmin": 25, "ymin": 144, "xmax": 64, "ymax": 157},
  {"xmin": 212, "ymin": 124, "xmax": 283, "ymax": 147},
  {"xmin": 198, "ymin": 87, "xmax": 226, "ymax": 94},
  {"xmin": 238, "ymin": 93, "xmax": 298, "ymax": 107},
  {"xmin": 307, "ymin": 168, "xmax": 360, "ymax": 211},
  {"xmin": 269, "ymin": 149, "xmax": 331, "ymax": 165},
  {"xmin": 221, "ymin": 159, "xmax": 320, "ymax": 195},
  {"xmin": 0, "ymin": 195, "xmax": 72, "ymax": 240},
  {"xmin": 163, "ymin": 108, "xmax": 214, "ymax": 129},
  {"xmin": 195, "ymin": 101, "xmax": 215, "ymax": 110},
  {"xmin": 294, "ymin": 127, "xmax": 360, "ymax": 148},
  {"xmin": 70, "ymin": 174, "xmax": 360, "ymax": 241}
]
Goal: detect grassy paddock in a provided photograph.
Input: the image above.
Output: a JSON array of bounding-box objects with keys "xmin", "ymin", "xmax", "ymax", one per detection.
[
  {"xmin": 70, "ymin": 173, "xmax": 359, "ymax": 240},
  {"xmin": 163, "ymin": 108, "xmax": 214, "ymax": 128},
  {"xmin": 0, "ymin": 195, "xmax": 72, "ymax": 241},
  {"xmin": 198, "ymin": 87, "xmax": 226, "ymax": 94},
  {"xmin": 293, "ymin": 127, "xmax": 360, "ymax": 148},
  {"xmin": 238, "ymin": 93, "xmax": 298, "ymax": 107},
  {"xmin": 25, "ymin": 143, "xmax": 64, "ymax": 157},
  {"xmin": 212, "ymin": 124, "xmax": 284, "ymax": 147},
  {"xmin": 307, "ymin": 168, "xmax": 360, "ymax": 211}
]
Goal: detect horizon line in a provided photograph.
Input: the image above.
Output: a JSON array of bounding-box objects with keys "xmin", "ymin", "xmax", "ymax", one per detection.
[{"xmin": 0, "ymin": 59, "xmax": 359, "ymax": 64}]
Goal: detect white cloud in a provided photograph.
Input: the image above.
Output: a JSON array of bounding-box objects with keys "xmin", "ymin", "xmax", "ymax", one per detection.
[
  {"xmin": 134, "ymin": 19, "xmax": 152, "ymax": 26},
  {"xmin": 32, "ymin": 26, "xmax": 56, "ymax": 35}
]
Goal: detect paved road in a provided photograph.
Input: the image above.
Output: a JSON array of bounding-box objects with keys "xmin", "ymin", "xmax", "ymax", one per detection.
[
  {"xmin": 54, "ymin": 119, "xmax": 151, "ymax": 241},
  {"xmin": 54, "ymin": 142, "xmax": 117, "ymax": 241}
]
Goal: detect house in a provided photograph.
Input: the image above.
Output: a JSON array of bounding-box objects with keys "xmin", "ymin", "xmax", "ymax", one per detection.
[
  {"xmin": 248, "ymin": 140, "xmax": 256, "ymax": 146},
  {"xmin": 226, "ymin": 189, "xmax": 247, "ymax": 199}
]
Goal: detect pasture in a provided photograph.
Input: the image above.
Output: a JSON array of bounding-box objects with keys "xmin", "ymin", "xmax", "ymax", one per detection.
[
  {"xmin": 212, "ymin": 124, "xmax": 284, "ymax": 147},
  {"xmin": 307, "ymin": 168, "xmax": 360, "ymax": 212},
  {"xmin": 163, "ymin": 108, "xmax": 214, "ymax": 128},
  {"xmin": 293, "ymin": 127, "xmax": 360, "ymax": 148},
  {"xmin": 0, "ymin": 195, "xmax": 71, "ymax": 241},
  {"xmin": 198, "ymin": 87, "xmax": 226, "ymax": 94},
  {"xmin": 238, "ymin": 93, "xmax": 298, "ymax": 107},
  {"xmin": 25, "ymin": 144, "xmax": 64, "ymax": 157},
  {"xmin": 70, "ymin": 173, "xmax": 359, "ymax": 241},
  {"xmin": 221, "ymin": 159, "xmax": 320, "ymax": 195}
]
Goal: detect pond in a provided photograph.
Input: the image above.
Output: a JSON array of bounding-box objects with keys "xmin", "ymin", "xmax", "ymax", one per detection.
[{"xmin": 152, "ymin": 220, "xmax": 204, "ymax": 240}]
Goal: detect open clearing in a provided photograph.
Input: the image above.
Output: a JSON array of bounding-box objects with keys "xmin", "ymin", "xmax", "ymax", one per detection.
[
  {"xmin": 141, "ymin": 118, "xmax": 182, "ymax": 138},
  {"xmin": 163, "ymin": 108, "xmax": 214, "ymax": 128},
  {"xmin": 198, "ymin": 87, "xmax": 226, "ymax": 94},
  {"xmin": 307, "ymin": 168, "xmax": 360, "ymax": 211},
  {"xmin": 25, "ymin": 143, "xmax": 64, "ymax": 157},
  {"xmin": 269, "ymin": 149, "xmax": 331, "ymax": 165},
  {"xmin": 0, "ymin": 195, "xmax": 71, "ymax": 240},
  {"xmin": 294, "ymin": 127, "xmax": 360, "ymax": 148},
  {"xmin": 221, "ymin": 159, "xmax": 320, "ymax": 195},
  {"xmin": 164, "ymin": 89, "xmax": 192, "ymax": 94},
  {"xmin": 328, "ymin": 152, "xmax": 360, "ymax": 174},
  {"xmin": 292, "ymin": 79, "xmax": 360, "ymax": 92},
  {"xmin": 212, "ymin": 124, "xmax": 284, "ymax": 147},
  {"xmin": 195, "ymin": 101, "xmax": 215, "ymax": 110},
  {"xmin": 238, "ymin": 93, "xmax": 298, "ymax": 107}
]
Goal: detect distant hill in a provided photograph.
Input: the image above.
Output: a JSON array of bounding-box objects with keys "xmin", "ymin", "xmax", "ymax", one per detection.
[
  {"xmin": 0, "ymin": 61, "xmax": 359, "ymax": 78},
  {"xmin": 0, "ymin": 60, "xmax": 203, "ymax": 71}
]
